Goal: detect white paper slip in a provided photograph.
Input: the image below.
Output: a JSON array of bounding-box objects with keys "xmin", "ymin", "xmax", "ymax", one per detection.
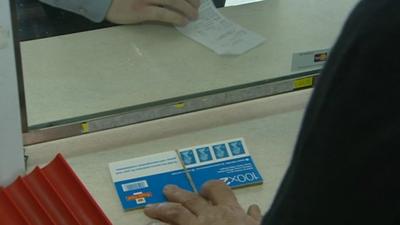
[
  {"xmin": 225, "ymin": 0, "xmax": 264, "ymax": 7},
  {"xmin": 176, "ymin": 0, "xmax": 265, "ymax": 55}
]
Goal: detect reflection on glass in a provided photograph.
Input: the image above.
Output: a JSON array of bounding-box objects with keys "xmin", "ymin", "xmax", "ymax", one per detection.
[{"xmin": 17, "ymin": 0, "xmax": 359, "ymax": 127}]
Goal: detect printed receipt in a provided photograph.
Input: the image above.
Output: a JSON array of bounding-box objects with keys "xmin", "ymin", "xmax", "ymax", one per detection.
[{"xmin": 175, "ymin": 0, "xmax": 265, "ymax": 55}]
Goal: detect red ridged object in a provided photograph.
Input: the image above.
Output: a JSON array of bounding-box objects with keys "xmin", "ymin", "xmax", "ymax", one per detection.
[{"xmin": 0, "ymin": 154, "xmax": 112, "ymax": 225}]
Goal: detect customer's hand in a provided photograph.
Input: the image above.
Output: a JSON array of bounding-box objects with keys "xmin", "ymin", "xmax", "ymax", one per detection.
[
  {"xmin": 144, "ymin": 180, "xmax": 262, "ymax": 225},
  {"xmin": 106, "ymin": 0, "xmax": 200, "ymax": 26}
]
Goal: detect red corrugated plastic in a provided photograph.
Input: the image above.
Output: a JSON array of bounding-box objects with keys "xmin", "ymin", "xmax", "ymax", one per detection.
[
  {"xmin": 0, "ymin": 154, "xmax": 112, "ymax": 225},
  {"xmin": 0, "ymin": 186, "xmax": 27, "ymax": 225}
]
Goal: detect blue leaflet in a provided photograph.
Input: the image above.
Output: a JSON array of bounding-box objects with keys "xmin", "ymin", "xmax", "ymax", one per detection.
[{"xmin": 109, "ymin": 138, "xmax": 263, "ymax": 210}]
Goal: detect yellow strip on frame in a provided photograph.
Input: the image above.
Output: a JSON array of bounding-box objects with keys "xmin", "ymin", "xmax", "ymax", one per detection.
[
  {"xmin": 175, "ymin": 102, "xmax": 185, "ymax": 109},
  {"xmin": 294, "ymin": 77, "xmax": 314, "ymax": 89},
  {"xmin": 81, "ymin": 122, "xmax": 89, "ymax": 133}
]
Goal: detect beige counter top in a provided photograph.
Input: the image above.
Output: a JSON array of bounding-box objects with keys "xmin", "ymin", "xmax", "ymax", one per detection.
[{"xmin": 26, "ymin": 89, "xmax": 311, "ymax": 224}]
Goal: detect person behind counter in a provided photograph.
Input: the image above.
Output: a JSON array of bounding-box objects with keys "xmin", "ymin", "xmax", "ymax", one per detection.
[
  {"xmin": 39, "ymin": 0, "xmax": 226, "ymax": 26},
  {"xmin": 143, "ymin": 0, "xmax": 400, "ymax": 224}
]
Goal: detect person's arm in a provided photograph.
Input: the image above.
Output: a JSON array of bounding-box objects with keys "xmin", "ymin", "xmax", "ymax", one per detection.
[
  {"xmin": 39, "ymin": 0, "xmax": 112, "ymax": 22},
  {"xmin": 262, "ymin": 0, "xmax": 400, "ymax": 224}
]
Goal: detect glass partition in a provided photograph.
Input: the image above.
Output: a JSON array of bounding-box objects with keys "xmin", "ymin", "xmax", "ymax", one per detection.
[{"xmin": 15, "ymin": 0, "xmax": 360, "ymax": 145}]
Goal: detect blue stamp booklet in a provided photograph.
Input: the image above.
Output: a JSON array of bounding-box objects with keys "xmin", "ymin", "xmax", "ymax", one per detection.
[{"xmin": 108, "ymin": 138, "xmax": 263, "ymax": 210}]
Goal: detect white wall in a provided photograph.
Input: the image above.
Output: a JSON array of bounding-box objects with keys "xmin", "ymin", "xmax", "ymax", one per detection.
[{"xmin": 0, "ymin": 0, "xmax": 25, "ymax": 186}]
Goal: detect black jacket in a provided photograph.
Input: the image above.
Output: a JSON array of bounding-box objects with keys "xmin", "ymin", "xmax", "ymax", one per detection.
[{"xmin": 262, "ymin": 0, "xmax": 400, "ymax": 224}]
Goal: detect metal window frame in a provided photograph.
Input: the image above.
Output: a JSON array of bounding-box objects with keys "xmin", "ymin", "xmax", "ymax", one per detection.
[
  {"xmin": 22, "ymin": 70, "xmax": 320, "ymax": 146},
  {"xmin": 0, "ymin": 0, "xmax": 26, "ymax": 185},
  {"xmin": 9, "ymin": 2, "xmax": 321, "ymax": 146}
]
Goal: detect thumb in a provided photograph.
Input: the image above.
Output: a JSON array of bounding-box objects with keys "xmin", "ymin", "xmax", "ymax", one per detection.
[{"xmin": 247, "ymin": 204, "xmax": 262, "ymax": 222}]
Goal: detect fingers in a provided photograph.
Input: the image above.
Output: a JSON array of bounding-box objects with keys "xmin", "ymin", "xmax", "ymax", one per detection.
[
  {"xmin": 247, "ymin": 204, "xmax": 262, "ymax": 222},
  {"xmin": 200, "ymin": 180, "xmax": 239, "ymax": 206},
  {"xmin": 144, "ymin": 203, "xmax": 197, "ymax": 225},
  {"xmin": 106, "ymin": 0, "xmax": 200, "ymax": 25},
  {"xmin": 185, "ymin": 0, "xmax": 201, "ymax": 8},
  {"xmin": 163, "ymin": 185, "xmax": 209, "ymax": 215},
  {"xmin": 141, "ymin": 6, "xmax": 189, "ymax": 26},
  {"xmin": 148, "ymin": 0, "xmax": 199, "ymax": 21}
]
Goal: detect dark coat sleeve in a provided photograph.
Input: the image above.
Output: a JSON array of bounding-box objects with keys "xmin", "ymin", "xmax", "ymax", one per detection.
[{"xmin": 262, "ymin": 0, "xmax": 400, "ymax": 225}]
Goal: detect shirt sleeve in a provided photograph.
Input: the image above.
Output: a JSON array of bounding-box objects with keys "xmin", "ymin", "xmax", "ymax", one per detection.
[{"xmin": 39, "ymin": 0, "xmax": 113, "ymax": 23}]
